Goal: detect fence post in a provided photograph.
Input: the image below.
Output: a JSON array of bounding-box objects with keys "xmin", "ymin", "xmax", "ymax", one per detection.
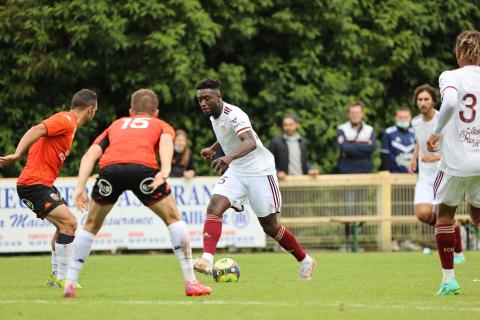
[{"xmin": 377, "ymin": 171, "xmax": 392, "ymax": 251}]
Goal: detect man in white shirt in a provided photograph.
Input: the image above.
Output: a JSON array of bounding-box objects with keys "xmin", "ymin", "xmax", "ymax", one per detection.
[
  {"xmin": 427, "ymin": 30, "xmax": 480, "ymax": 295},
  {"xmin": 409, "ymin": 84, "xmax": 465, "ymax": 264},
  {"xmin": 193, "ymin": 79, "xmax": 316, "ymax": 281}
]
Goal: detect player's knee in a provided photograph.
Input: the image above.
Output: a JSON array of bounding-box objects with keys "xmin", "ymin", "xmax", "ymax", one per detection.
[
  {"xmin": 206, "ymin": 202, "xmax": 224, "ymax": 218},
  {"xmin": 415, "ymin": 210, "xmax": 430, "ymax": 223},
  {"xmin": 61, "ymin": 215, "xmax": 77, "ymax": 235}
]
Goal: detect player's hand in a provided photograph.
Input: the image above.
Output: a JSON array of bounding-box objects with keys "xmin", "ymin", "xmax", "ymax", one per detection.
[
  {"xmin": 211, "ymin": 155, "xmax": 232, "ymax": 174},
  {"xmin": 427, "ymin": 134, "xmax": 440, "ymax": 152},
  {"xmin": 277, "ymin": 171, "xmax": 287, "ymax": 179},
  {"xmin": 149, "ymin": 172, "xmax": 167, "ymax": 190},
  {"xmin": 407, "ymin": 159, "xmax": 417, "ymax": 174},
  {"xmin": 74, "ymin": 187, "xmax": 89, "ymax": 213},
  {"xmin": 0, "ymin": 153, "xmax": 20, "ymax": 168},
  {"xmin": 200, "ymin": 148, "xmax": 216, "ymax": 160},
  {"xmin": 421, "ymin": 153, "xmax": 441, "ymax": 163},
  {"xmin": 308, "ymin": 169, "xmax": 319, "ymax": 177}
]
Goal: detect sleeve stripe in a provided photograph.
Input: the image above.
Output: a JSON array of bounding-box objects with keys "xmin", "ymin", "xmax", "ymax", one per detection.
[
  {"xmin": 236, "ymin": 126, "xmax": 252, "ymax": 134},
  {"xmin": 441, "ymin": 86, "xmax": 458, "ymax": 94},
  {"xmin": 41, "ymin": 121, "xmax": 49, "ymax": 136}
]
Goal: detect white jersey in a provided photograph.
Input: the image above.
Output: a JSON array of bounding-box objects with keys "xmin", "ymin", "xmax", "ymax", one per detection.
[
  {"xmin": 411, "ymin": 111, "xmax": 439, "ymax": 182},
  {"xmin": 210, "ymin": 102, "xmax": 276, "ymax": 176},
  {"xmin": 438, "ymin": 66, "xmax": 480, "ymax": 176}
]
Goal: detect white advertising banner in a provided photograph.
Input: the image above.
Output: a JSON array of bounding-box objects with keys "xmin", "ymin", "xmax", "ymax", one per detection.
[{"xmin": 0, "ymin": 177, "xmax": 266, "ymax": 253}]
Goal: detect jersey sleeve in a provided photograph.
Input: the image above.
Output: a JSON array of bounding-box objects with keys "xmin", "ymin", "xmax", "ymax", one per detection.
[
  {"xmin": 159, "ymin": 120, "xmax": 176, "ymax": 140},
  {"xmin": 93, "ymin": 128, "xmax": 110, "ymax": 152},
  {"xmin": 42, "ymin": 113, "xmax": 75, "ymax": 136},
  {"xmin": 230, "ymin": 111, "xmax": 252, "ymax": 135},
  {"xmin": 439, "ymin": 71, "xmax": 459, "ymax": 99}
]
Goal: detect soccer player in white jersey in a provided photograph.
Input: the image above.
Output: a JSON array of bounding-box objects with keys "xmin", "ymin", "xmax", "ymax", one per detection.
[
  {"xmin": 426, "ymin": 30, "xmax": 480, "ymax": 295},
  {"xmin": 193, "ymin": 79, "xmax": 316, "ymax": 280},
  {"xmin": 409, "ymin": 84, "xmax": 465, "ymax": 264}
]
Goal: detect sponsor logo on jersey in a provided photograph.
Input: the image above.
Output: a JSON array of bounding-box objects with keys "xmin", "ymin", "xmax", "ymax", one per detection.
[
  {"xmin": 44, "ymin": 202, "xmax": 52, "ymax": 209},
  {"xmin": 139, "ymin": 177, "xmax": 155, "ymax": 194},
  {"xmin": 98, "ymin": 179, "xmax": 113, "ymax": 196},
  {"xmin": 21, "ymin": 199, "xmax": 34, "ymax": 211}
]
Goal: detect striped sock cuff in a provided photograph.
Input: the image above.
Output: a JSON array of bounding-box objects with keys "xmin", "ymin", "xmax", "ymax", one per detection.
[
  {"xmin": 274, "ymin": 225, "xmax": 286, "ymax": 241},
  {"xmin": 435, "ymin": 224, "xmax": 455, "ymax": 235},
  {"xmin": 206, "ymin": 213, "xmax": 223, "ymax": 222}
]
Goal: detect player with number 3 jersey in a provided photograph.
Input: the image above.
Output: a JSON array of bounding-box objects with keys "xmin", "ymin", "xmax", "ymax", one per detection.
[{"xmin": 426, "ymin": 30, "xmax": 480, "ymax": 296}]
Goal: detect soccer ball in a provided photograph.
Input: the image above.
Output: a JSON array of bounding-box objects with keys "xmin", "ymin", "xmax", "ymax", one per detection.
[{"xmin": 212, "ymin": 258, "xmax": 240, "ymax": 283}]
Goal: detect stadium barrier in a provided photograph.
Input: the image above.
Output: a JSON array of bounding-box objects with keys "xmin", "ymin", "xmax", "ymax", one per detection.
[{"xmin": 278, "ymin": 171, "xmax": 473, "ymax": 251}]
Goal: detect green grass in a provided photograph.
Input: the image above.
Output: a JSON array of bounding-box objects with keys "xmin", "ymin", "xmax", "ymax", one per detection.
[{"xmin": 0, "ymin": 252, "xmax": 479, "ymax": 320}]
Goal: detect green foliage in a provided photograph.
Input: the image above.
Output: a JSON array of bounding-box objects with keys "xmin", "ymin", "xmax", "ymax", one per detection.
[{"xmin": 1, "ymin": 0, "xmax": 479, "ymax": 177}]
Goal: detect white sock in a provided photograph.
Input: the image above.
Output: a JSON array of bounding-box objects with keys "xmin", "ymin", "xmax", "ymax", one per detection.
[
  {"xmin": 51, "ymin": 251, "xmax": 58, "ymax": 276},
  {"xmin": 442, "ymin": 268, "xmax": 455, "ymax": 283},
  {"xmin": 201, "ymin": 252, "xmax": 214, "ymax": 265},
  {"xmin": 168, "ymin": 221, "xmax": 196, "ymax": 282},
  {"xmin": 67, "ymin": 229, "xmax": 95, "ymax": 285},
  {"xmin": 55, "ymin": 241, "xmax": 74, "ymax": 280}
]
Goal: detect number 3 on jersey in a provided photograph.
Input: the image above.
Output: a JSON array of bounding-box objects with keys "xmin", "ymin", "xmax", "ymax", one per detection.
[
  {"xmin": 121, "ymin": 117, "xmax": 151, "ymax": 129},
  {"xmin": 460, "ymin": 93, "xmax": 478, "ymax": 123}
]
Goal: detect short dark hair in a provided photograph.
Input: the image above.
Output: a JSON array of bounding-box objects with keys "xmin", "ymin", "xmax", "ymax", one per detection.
[
  {"xmin": 71, "ymin": 89, "xmax": 97, "ymax": 109},
  {"xmin": 347, "ymin": 101, "xmax": 364, "ymax": 112},
  {"xmin": 395, "ymin": 106, "xmax": 411, "ymax": 115},
  {"xmin": 412, "ymin": 84, "xmax": 439, "ymax": 106},
  {"xmin": 195, "ymin": 78, "xmax": 221, "ymax": 90},
  {"xmin": 283, "ymin": 114, "xmax": 299, "ymax": 123},
  {"xmin": 131, "ymin": 89, "xmax": 158, "ymax": 115}
]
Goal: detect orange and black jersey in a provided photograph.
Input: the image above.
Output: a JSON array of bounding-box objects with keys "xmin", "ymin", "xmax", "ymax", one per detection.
[
  {"xmin": 94, "ymin": 115, "xmax": 175, "ymax": 169},
  {"xmin": 17, "ymin": 111, "xmax": 78, "ymax": 187}
]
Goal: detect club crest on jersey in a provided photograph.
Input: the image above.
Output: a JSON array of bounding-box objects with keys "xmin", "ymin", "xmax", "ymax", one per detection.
[
  {"xmin": 139, "ymin": 177, "xmax": 155, "ymax": 194},
  {"xmin": 221, "ymin": 125, "xmax": 227, "ymax": 134},
  {"xmin": 97, "ymin": 179, "xmax": 113, "ymax": 196},
  {"xmin": 21, "ymin": 199, "xmax": 34, "ymax": 211},
  {"xmin": 50, "ymin": 193, "xmax": 61, "ymax": 201}
]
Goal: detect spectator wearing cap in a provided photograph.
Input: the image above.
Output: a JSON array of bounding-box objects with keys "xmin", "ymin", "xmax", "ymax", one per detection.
[{"xmin": 269, "ymin": 115, "xmax": 318, "ymax": 179}]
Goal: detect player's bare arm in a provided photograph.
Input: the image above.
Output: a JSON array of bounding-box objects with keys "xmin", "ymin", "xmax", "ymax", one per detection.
[
  {"xmin": 74, "ymin": 144, "xmax": 103, "ymax": 212},
  {"xmin": 0, "ymin": 123, "xmax": 46, "ymax": 167},
  {"xmin": 150, "ymin": 133, "xmax": 173, "ymax": 190},
  {"xmin": 211, "ymin": 131, "xmax": 256, "ymax": 174},
  {"xmin": 421, "ymin": 152, "xmax": 441, "ymax": 163},
  {"xmin": 200, "ymin": 141, "xmax": 221, "ymax": 159}
]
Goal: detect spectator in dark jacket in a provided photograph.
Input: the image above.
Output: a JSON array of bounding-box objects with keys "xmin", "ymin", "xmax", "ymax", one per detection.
[
  {"xmin": 269, "ymin": 115, "xmax": 318, "ymax": 179},
  {"xmin": 336, "ymin": 101, "xmax": 376, "ymax": 173},
  {"xmin": 171, "ymin": 129, "xmax": 195, "ymax": 178}
]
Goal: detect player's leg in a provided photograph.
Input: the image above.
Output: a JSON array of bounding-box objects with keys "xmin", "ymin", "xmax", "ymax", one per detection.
[
  {"xmin": 194, "ymin": 172, "xmax": 245, "ymax": 274},
  {"xmin": 146, "ymin": 193, "xmax": 211, "ymax": 296},
  {"xmin": 250, "ymin": 174, "xmax": 315, "ymax": 280},
  {"xmin": 433, "ymin": 172, "xmax": 464, "ymax": 295},
  {"xmin": 47, "ymin": 228, "xmax": 60, "ymax": 286},
  {"xmin": 64, "ymin": 200, "xmax": 113, "ymax": 298},
  {"xmin": 45, "ymin": 205, "xmax": 78, "ymax": 284}
]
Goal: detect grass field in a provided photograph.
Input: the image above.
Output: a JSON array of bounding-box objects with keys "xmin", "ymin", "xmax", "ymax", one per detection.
[{"xmin": 0, "ymin": 252, "xmax": 479, "ymax": 320}]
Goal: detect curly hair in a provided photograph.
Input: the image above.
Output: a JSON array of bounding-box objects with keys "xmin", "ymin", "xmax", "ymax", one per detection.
[
  {"xmin": 456, "ymin": 30, "xmax": 480, "ymax": 65},
  {"xmin": 412, "ymin": 84, "xmax": 439, "ymax": 106},
  {"xmin": 195, "ymin": 78, "xmax": 221, "ymax": 90}
]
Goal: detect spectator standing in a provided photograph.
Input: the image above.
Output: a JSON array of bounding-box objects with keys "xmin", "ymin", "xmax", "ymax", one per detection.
[
  {"xmin": 171, "ymin": 129, "xmax": 196, "ymax": 179},
  {"xmin": 336, "ymin": 102, "xmax": 376, "ymax": 174},
  {"xmin": 269, "ymin": 115, "xmax": 318, "ymax": 179},
  {"xmin": 380, "ymin": 107, "xmax": 415, "ymax": 173}
]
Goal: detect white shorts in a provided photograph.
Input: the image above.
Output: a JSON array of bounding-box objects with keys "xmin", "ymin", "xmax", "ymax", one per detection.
[
  {"xmin": 433, "ymin": 171, "xmax": 480, "ymax": 207},
  {"xmin": 211, "ymin": 170, "xmax": 281, "ymax": 217},
  {"xmin": 414, "ymin": 178, "xmax": 434, "ymax": 205}
]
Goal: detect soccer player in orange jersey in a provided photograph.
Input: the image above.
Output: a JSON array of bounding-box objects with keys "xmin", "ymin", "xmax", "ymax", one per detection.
[
  {"xmin": 0, "ymin": 89, "xmax": 98, "ymax": 287},
  {"xmin": 63, "ymin": 89, "xmax": 211, "ymax": 298}
]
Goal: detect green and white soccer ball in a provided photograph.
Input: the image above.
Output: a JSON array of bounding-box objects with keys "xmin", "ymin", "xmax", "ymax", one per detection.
[{"xmin": 212, "ymin": 258, "xmax": 240, "ymax": 283}]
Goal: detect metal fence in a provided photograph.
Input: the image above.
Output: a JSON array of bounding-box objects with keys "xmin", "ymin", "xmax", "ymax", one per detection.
[{"xmin": 276, "ymin": 172, "xmax": 476, "ymax": 251}]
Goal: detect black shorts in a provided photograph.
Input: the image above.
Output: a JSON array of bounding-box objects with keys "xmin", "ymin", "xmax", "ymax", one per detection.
[
  {"xmin": 17, "ymin": 184, "xmax": 66, "ymax": 219},
  {"xmin": 91, "ymin": 163, "xmax": 171, "ymax": 206}
]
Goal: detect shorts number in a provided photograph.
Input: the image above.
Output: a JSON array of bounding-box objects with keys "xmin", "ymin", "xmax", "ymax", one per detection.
[
  {"xmin": 459, "ymin": 93, "xmax": 478, "ymax": 123},
  {"xmin": 121, "ymin": 117, "xmax": 151, "ymax": 129},
  {"xmin": 218, "ymin": 176, "xmax": 228, "ymax": 184}
]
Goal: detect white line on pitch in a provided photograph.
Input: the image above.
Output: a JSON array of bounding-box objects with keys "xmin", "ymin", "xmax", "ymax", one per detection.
[{"xmin": 0, "ymin": 300, "xmax": 479, "ymax": 312}]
